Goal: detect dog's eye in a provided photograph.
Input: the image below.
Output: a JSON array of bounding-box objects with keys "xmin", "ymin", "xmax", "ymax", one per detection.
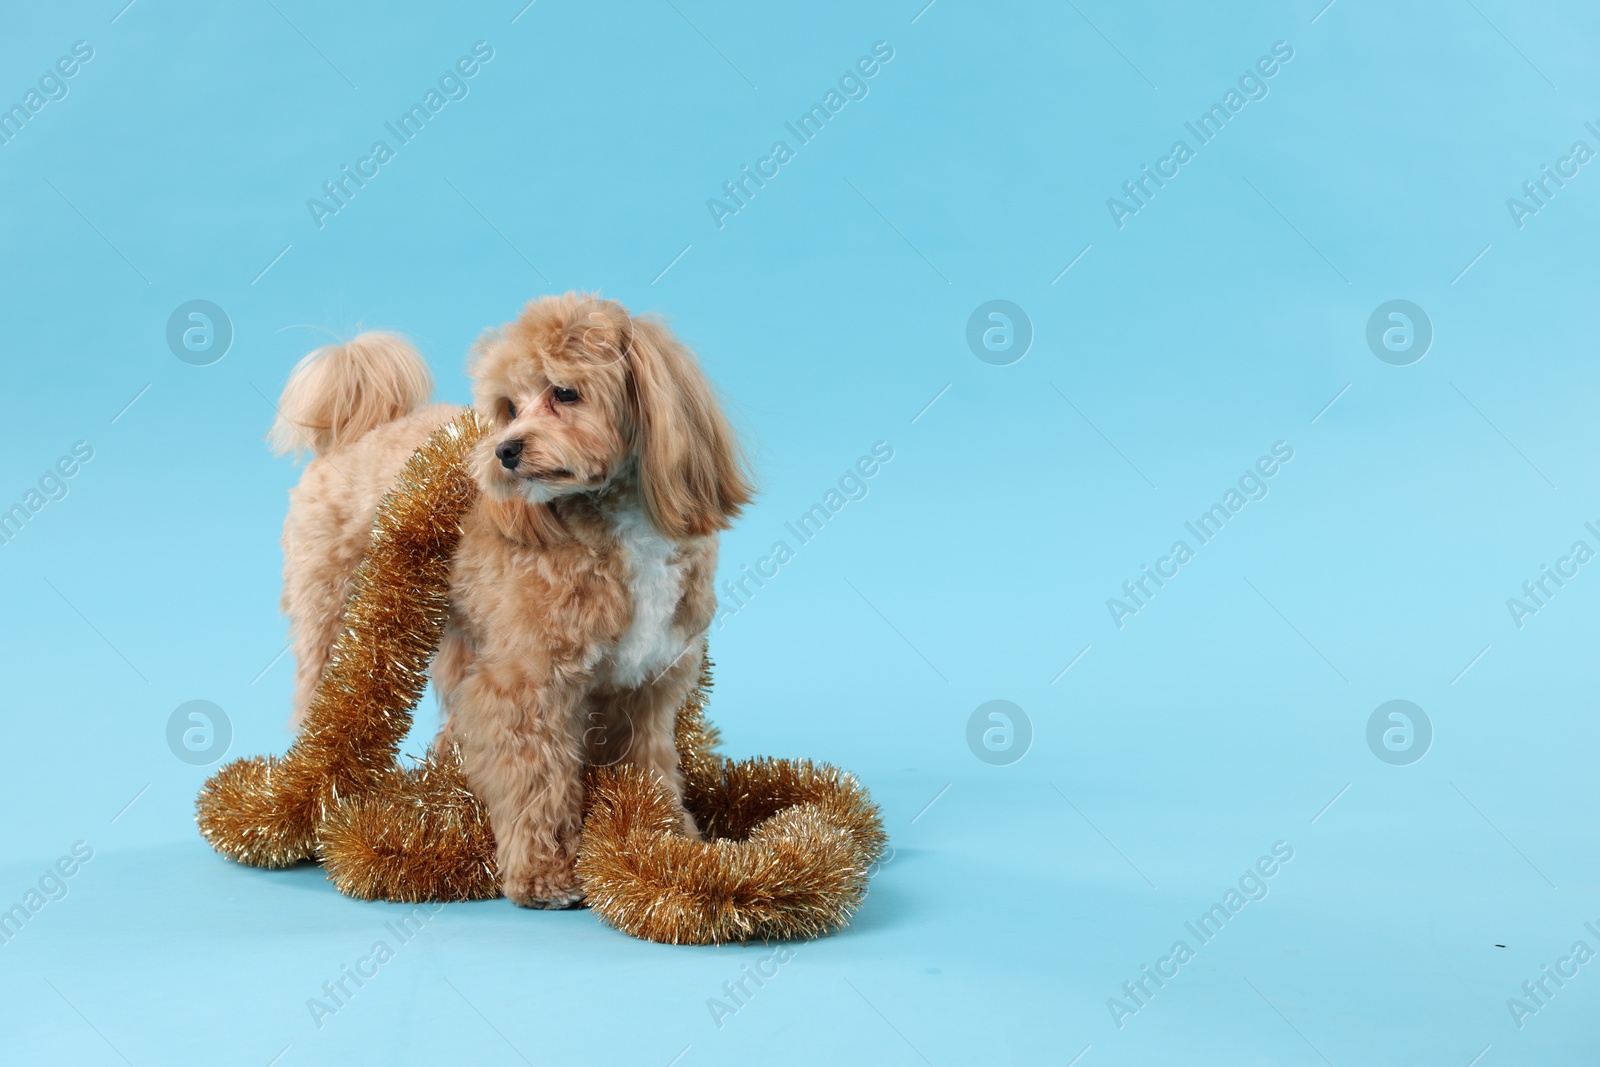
[
  {"xmin": 505, "ymin": 401, "xmax": 517, "ymax": 419},
  {"xmin": 552, "ymin": 386, "xmax": 579, "ymax": 404}
]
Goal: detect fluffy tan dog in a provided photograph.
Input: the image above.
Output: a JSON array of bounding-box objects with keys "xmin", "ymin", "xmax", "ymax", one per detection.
[{"xmin": 269, "ymin": 293, "xmax": 751, "ymax": 907}]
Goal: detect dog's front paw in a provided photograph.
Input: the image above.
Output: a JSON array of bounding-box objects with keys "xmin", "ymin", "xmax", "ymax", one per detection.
[{"xmin": 504, "ymin": 867, "xmax": 585, "ymax": 910}]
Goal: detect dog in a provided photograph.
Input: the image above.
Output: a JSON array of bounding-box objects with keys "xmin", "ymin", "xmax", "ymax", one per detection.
[{"xmin": 269, "ymin": 293, "xmax": 751, "ymax": 907}]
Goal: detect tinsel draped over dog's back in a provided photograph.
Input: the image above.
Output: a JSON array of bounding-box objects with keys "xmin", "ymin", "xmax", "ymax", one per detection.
[{"xmin": 197, "ymin": 412, "xmax": 886, "ymax": 944}]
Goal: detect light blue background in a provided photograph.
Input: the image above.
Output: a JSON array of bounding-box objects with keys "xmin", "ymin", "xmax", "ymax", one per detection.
[{"xmin": 3, "ymin": 0, "xmax": 1598, "ymax": 1063}]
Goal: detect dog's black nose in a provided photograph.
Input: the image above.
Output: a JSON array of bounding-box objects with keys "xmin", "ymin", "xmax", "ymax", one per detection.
[{"xmin": 495, "ymin": 439, "xmax": 524, "ymax": 468}]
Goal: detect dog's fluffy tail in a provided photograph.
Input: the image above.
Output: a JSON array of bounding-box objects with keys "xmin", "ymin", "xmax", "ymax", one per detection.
[{"xmin": 268, "ymin": 332, "xmax": 433, "ymax": 457}]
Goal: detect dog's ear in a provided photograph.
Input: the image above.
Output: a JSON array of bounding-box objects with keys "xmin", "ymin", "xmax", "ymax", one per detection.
[{"xmin": 625, "ymin": 316, "xmax": 752, "ymax": 538}]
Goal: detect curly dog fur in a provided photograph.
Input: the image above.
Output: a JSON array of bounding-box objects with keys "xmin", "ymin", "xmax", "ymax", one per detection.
[{"xmin": 270, "ymin": 293, "xmax": 751, "ymax": 907}]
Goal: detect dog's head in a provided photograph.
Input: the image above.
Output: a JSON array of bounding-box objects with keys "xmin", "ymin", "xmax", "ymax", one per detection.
[{"xmin": 469, "ymin": 292, "xmax": 752, "ymax": 539}]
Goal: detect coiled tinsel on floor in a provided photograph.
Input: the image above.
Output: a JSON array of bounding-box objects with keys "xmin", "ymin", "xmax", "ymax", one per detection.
[{"xmin": 196, "ymin": 412, "xmax": 886, "ymax": 944}]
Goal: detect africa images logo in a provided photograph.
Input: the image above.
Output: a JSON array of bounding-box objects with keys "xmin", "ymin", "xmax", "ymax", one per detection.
[
  {"xmin": 1106, "ymin": 442, "xmax": 1294, "ymax": 629},
  {"xmin": 705, "ymin": 41, "xmax": 895, "ymax": 230},
  {"xmin": 1105, "ymin": 41, "xmax": 1295, "ymax": 230},
  {"xmin": 305, "ymin": 42, "xmax": 495, "ymax": 229},
  {"xmin": 1107, "ymin": 842, "xmax": 1295, "ymax": 1029}
]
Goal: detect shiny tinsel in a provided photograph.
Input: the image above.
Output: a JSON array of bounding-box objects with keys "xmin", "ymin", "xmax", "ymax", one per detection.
[
  {"xmin": 195, "ymin": 411, "xmax": 486, "ymax": 867},
  {"xmin": 578, "ymin": 655, "xmax": 889, "ymax": 944},
  {"xmin": 318, "ymin": 745, "xmax": 501, "ymax": 902},
  {"xmin": 196, "ymin": 412, "xmax": 887, "ymax": 944}
]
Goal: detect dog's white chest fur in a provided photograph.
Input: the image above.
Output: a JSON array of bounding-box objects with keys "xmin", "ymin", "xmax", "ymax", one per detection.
[{"xmin": 605, "ymin": 506, "xmax": 686, "ymax": 687}]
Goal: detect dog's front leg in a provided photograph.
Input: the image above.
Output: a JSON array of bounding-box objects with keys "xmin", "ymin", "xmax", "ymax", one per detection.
[
  {"xmin": 454, "ymin": 662, "xmax": 588, "ymax": 908},
  {"xmin": 591, "ymin": 643, "xmax": 704, "ymax": 841}
]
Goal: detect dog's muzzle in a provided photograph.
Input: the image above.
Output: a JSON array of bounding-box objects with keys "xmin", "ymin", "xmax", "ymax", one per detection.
[{"xmin": 495, "ymin": 439, "xmax": 523, "ymax": 469}]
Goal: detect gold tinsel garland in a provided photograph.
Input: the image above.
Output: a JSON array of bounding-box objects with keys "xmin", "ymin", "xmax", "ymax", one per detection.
[
  {"xmin": 578, "ymin": 657, "xmax": 887, "ymax": 943},
  {"xmin": 196, "ymin": 412, "xmax": 482, "ymax": 869},
  {"xmin": 196, "ymin": 412, "xmax": 887, "ymax": 944}
]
